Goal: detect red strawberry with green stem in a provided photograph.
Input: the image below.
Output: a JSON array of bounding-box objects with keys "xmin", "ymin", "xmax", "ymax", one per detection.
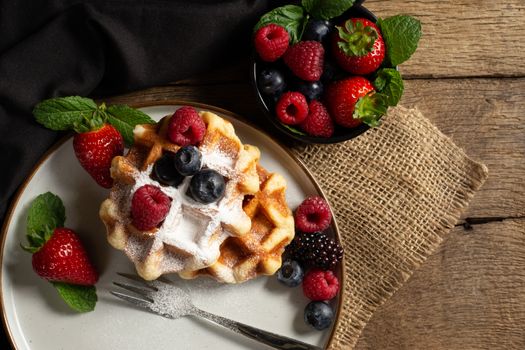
[
  {"xmin": 73, "ymin": 122, "xmax": 123, "ymax": 188},
  {"xmin": 325, "ymin": 76, "xmax": 386, "ymax": 128},
  {"xmin": 21, "ymin": 192, "xmax": 99, "ymax": 312},
  {"xmin": 332, "ymin": 18, "xmax": 385, "ymax": 75},
  {"xmin": 33, "ymin": 96, "xmax": 155, "ymax": 188}
]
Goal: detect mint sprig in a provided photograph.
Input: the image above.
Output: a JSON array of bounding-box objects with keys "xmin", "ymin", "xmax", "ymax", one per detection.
[
  {"xmin": 33, "ymin": 96, "xmax": 97, "ymax": 131},
  {"xmin": 33, "ymin": 96, "xmax": 155, "ymax": 146},
  {"xmin": 22, "ymin": 192, "xmax": 65, "ymax": 253},
  {"xmin": 373, "ymin": 68, "xmax": 404, "ymax": 107},
  {"xmin": 254, "ymin": 5, "xmax": 307, "ymax": 44},
  {"xmin": 52, "ymin": 282, "xmax": 97, "ymax": 313},
  {"xmin": 302, "ymin": 0, "xmax": 355, "ymax": 20},
  {"xmin": 378, "ymin": 15, "xmax": 422, "ymax": 67}
]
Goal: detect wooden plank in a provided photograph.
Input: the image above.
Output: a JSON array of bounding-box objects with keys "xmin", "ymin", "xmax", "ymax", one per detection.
[
  {"xmin": 354, "ymin": 218, "xmax": 525, "ymax": 350},
  {"xmin": 402, "ymin": 78, "xmax": 525, "ymax": 218},
  {"xmin": 365, "ymin": 0, "xmax": 525, "ymax": 78},
  {"xmin": 105, "ymin": 77, "xmax": 525, "ymax": 219}
]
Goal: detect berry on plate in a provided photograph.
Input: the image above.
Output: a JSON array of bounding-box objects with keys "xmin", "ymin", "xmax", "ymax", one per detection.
[
  {"xmin": 21, "ymin": 192, "xmax": 98, "ymax": 312},
  {"xmin": 283, "ymin": 41, "xmax": 324, "ymax": 82},
  {"xmin": 153, "ymin": 152, "xmax": 184, "ymax": 187},
  {"xmin": 302, "ymin": 269, "xmax": 340, "ymax": 301},
  {"xmin": 294, "ymin": 196, "xmax": 332, "ymax": 233},
  {"xmin": 168, "ymin": 106, "xmax": 206, "ymax": 146},
  {"xmin": 174, "ymin": 145, "xmax": 202, "ymax": 176},
  {"xmin": 287, "ymin": 231, "xmax": 344, "ymax": 270},
  {"xmin": 131, "ymin": 185, "xmax": 172, "ymax": 230},
  {"xmin": 277, "ymin": 260, "xmax": 304, "ymax": 287},
  {"xmin": 254, "ymin": 24, "xmax": 290, "ymax": 62},
  {"xmin": 189, "ymin": 169, "xmax": 226, "ymax": 204},
  {"xmin": 33, "ymin": 96, "xmax": 154, "ymax": 188},
  {"xmin": 73, "ymin": 124, "xmax": 124, "ymax": 189},
  {"xmin": 301, "ymin": 100, "xmax": 334, "ymax": 138},
  {"xmin": 332, "ymin": 18, "xmax": 385, "ymax": 75},
  {"xmin": 304, "ymin": 301, "xmax": 334, "ymax": 330},
  {"xmin": 325, "ymin": 76, "xmax": 385, "ymax": 128},
  {"xmin": 31, "ymin": 227, "xmax": 99, "ymax": 286},
  {"xmin": 275, "ymin": 91, "xmax": 309, "ymax": 125}
]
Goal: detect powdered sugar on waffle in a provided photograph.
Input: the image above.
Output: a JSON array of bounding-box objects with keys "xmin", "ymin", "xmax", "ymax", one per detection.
[{"xmin": 114, "ymin": 148, "xmax": 249, "ymax": 274}]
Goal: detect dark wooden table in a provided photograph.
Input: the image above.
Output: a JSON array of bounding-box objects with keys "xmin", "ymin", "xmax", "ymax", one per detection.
[{"xmin": 105, "ymin": 1, "xmax": 525, "ymax": 348}]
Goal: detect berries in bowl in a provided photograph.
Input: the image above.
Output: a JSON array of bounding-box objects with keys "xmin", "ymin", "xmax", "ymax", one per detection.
[{"xmin": 252, "ymin": 1, "xmax": 421, "ymax": 144}]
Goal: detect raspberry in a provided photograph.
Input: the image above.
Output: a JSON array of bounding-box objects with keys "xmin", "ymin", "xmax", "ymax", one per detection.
[
  {"xmin": 287, "ymin": 232, "xmax": 344, "ymax": 269},
  {"xmin": 295, "ymin": 196, "xmax": 332, "ymax": 233},
  {"xmin": 301, "ymin": 100, "xmax": 334, "ymax": 138},
  {"xmin": 283, "ymin": 41, "xmax": 324, "ymax": 81},
  {"xmin": 254, "ymin": 24, "xmax": 290, "ymax": 62},
  {"xmin": 131, "ymin": 185, "xmax": 172, "ymax": 230},
  {"xmin": 275, "ymin": 92, "xmax": 309, "ymax": 125},
  {"xmin": 302, "ymin": 269, "xmax": 339, "ymax": 301},
  {"xmin": 168, "ymin": 106, "xmax": 206, "ymax": 146}
]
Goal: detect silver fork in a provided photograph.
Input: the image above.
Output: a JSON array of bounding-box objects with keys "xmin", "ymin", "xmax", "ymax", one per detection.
[{"xmin": 111, "ymin": 273, "xmax": 323, "ymax": 350}]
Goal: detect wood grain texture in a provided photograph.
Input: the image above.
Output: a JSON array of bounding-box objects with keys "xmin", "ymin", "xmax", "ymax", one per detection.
[
  {"xmin": 105, "ymin": 77, "xmax": 525, "ymax": 219},
  {"xmin": 364, "ymin": 0, "xmax": 525, "ymax": 78},
  {"xmin": 354, "ymin": 218, "xmax": 525, "ymax": 350}
]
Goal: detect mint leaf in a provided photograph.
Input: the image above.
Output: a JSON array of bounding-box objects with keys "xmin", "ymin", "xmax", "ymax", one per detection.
[
  {"xmin": 52, "ymin": 282, "xmax": 97, "ymax": 312},
  {"xmin": 354, "ymin": 93, "xmax": 388, "ymax": 127},
  {"xmin": 373, "ymin": 68, "xmax": 404, "ymax": 106},
  {"xmin": 33, "ymin": 96, "xmax": 97, "ymax": 131},
  {"xmin": 23, "ymin": 192, "xmax": 65, "ymax": 252},
  {"xmin": 378, "ymin": 15, "xmax": 422, "ymax": 67},
  {"xmin": 106, "ymin": 105, "xmax": 155, "ymax": 146},
  {"xmin": 254, "ymin": 5, "xmax": 307, "ymax": 44},
  {"xmin": 281, "ymin": 123, "xmax": 307, "ymax": 136},
  {"xmin": 302, "ymin": 0, "xmax": 355, "ymax": 20}
]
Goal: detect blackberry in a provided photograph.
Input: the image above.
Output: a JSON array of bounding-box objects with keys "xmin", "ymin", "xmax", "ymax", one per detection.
[{"xmin": 287, "ymin": 232, "xmax": 343, "ymax": 269}]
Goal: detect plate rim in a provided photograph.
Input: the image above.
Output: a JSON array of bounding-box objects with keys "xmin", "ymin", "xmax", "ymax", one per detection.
[{"xmin": 0, "ymin": 100, "xmax": 345, "ymax": 350}]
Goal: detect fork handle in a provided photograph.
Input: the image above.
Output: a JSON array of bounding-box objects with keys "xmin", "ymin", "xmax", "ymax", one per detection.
[{"xmin": 193, "ymin": 308, "xmax": 323, "ymax": 350}]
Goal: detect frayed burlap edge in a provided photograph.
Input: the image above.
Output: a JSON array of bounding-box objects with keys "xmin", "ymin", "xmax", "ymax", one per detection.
[{"xmin": 292, "ymin": 106, "xmax": 488, "ymax": 349}]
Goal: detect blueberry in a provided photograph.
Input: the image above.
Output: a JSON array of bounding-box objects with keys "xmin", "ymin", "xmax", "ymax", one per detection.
[
  {"xmin": 295, "ymin": 80, "xmax": 324, "ymax": 101},
  {"xmin": 189, "ymin": 169, "xmax": 225, "ymax": 204},
  {"xmin": 321, "ymin": 59, "xmax": 344, "ymax": 82},
  {"xmin": 304, "ymin": 301, "xmax": 334, "ymax": 330},
  {"xmin": 174, "ymin": 146, "xmax": 202, "ymax": 176},
  {"xmin": 153, "ymin": 153, "xmax": 184, "ymax": 187},
  {"xmin": 258, "ymin": 68, "xmax": 286, "ymax": 96},
  {"xmin": 302, "ymin": 19, "xmax": 333, "ymax": 42},
  {"xmin": 277, "ymin": 260, "xmax": 304, "ymax": 287}
]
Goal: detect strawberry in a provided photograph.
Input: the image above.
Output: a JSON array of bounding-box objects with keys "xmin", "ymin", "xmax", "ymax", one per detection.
[
  {"xmin": 33, "ymin": 96, "xmax": 155, "ymax": 189},
  {"xmin": 73, "ymin": 123, "xmax": 124, "ymax": 188},
  {"xmin": 283, "ymin": 41, "xmax": 324, "ymax": 81},
  {"xmin": 332, "ymin": 18, "xmax": 385, "ymax": 75},
  {"xmin": 31, "ymin": 227, "xmax": 99, "ymax": 286},
  {"xmin": 325, "ymin": 76, "xmax": 386, "ymax": 128},
  {"xmin": 21, "ymin": 192, "xmax": 99, "ymax": 312}
]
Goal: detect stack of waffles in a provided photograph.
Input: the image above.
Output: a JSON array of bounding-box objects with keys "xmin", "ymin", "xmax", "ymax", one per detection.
[{"xmin": 99, "ymin": 110, "xmax": 294, "ymax": 283}]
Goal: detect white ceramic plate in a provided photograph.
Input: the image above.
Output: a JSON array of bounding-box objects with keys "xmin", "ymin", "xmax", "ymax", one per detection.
[{"xmin": 1, "ymin": 103, "xmax": 342, "ymax": 350}]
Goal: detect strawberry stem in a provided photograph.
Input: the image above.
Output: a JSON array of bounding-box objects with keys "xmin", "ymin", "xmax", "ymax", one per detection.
[
  {"xmin": 72, "ymin": 105, "xmax": 107, "ymax": 133},
  {"xmin": 337, "ymin": 20, "xmax": 378, "ymax": 57},
  {"xmin": 353, "ymin": 93, "xmax": 388, "ymax": 127}
]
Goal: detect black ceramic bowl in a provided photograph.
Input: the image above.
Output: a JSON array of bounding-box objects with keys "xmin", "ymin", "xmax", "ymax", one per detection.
[{"xmin": 252, "ymin": 2, "xmax": 380, "ymax": 144}]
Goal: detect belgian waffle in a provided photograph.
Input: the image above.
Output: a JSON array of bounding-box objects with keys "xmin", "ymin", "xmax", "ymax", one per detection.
[
  {"xmin": 179, "ymin": 164, "xmax": 295, "ymax": 283},
  {"xmin": 99, "ymin": 111, "xmax": 260, "ymax": 280}
]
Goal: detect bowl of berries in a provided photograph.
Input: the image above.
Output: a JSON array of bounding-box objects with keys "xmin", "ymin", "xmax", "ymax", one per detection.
[{"xmin": 252, "ymin": 0, "xmax": 421, "ymax": 143}]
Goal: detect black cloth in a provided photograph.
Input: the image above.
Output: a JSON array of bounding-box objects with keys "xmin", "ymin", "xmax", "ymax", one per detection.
[{"xmin": 0, "ymin": 0, "xmax": 279, "ymax": 347}]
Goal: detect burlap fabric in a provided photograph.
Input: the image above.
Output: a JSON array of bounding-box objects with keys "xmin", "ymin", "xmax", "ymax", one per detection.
[{"xmin": 292, "ymin": 106, "xmax": 489, "ymax": 349}]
